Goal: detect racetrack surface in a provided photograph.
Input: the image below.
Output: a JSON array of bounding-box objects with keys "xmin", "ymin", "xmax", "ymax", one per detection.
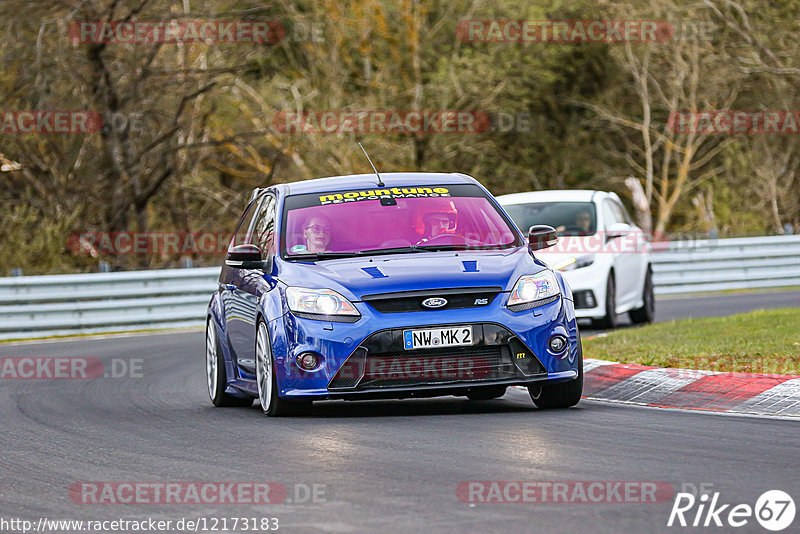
[
  {"xmin": 2, "ymin": 291, "xmax": 799, "ymax": 534},
  {"xmin": 654, "ymin": 289, "xmax": 800, "ymax": 321}
]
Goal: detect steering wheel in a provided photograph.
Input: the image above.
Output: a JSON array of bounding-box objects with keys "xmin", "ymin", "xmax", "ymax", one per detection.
[{"xmin": 416, "ymin": 233, "xmax": 468, "ymax": 246}]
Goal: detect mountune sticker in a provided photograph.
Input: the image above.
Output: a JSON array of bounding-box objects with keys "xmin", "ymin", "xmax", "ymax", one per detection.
[{"xmin": 318, "ymin": 186, "xmax": 451, "ymax": 205}]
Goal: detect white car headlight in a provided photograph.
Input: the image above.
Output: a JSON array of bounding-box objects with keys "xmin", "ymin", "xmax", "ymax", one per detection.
[
  {"xmin": 552, "ymin": 254, "xmax": 595, "ymax": 271},
  {"xmin": 507, "ymin": 270, "xmax": 561, "ymax": 310},
  {"xmin": 286, "ymin": 287, "xmax": 360, "ymax": 317}
]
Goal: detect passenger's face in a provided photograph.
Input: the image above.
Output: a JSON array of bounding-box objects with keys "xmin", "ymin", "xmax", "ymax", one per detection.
[{"xmin": 303, "ymin": 217, "xmax": 331, "ymax": 251}]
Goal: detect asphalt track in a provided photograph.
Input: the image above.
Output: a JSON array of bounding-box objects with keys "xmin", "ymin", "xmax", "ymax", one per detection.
[
  {"xmin": 1, "ymin": 290, "xmax": 799, "ymax": 533},
  {"xmin": 586, "ymin": 288, "xmax": 800, "ymax": 331}
]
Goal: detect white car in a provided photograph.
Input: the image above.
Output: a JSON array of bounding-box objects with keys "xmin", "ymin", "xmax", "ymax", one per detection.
[{"xmin": 497, "ymin": 190, "xmax": 654, "ymax": 328}]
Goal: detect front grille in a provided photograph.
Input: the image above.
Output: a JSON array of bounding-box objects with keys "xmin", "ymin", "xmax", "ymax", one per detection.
[
  {"xmin": 362, "ymin": 287, "xmax": 501, "ymax": 313},
  {"xmin": 357, "ymin": 346, "xmax": 515, "ymax": 389},
  {"xmin": 328, "ymin": 323, "xmax": 547, "ymax": 391}
]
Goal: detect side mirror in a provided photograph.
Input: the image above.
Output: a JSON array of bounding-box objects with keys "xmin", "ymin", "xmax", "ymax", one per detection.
[
  {"xmin": 606, "ymin": 222, "xmax": 631, "ymax": 241},
  {"xmin": 528, "ymin": 225, "xmax": 558, "ymax": 251},
  {"xmin": 225, "ymin": 244, "xmax": 266, "ymax": 269}
]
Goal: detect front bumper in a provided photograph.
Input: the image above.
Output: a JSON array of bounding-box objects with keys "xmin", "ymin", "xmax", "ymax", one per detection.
[
  {"xmin": 265, "ymin": 292, "xmax": 579, "ymax": 399},
  {"xmin": 560, "ymin": 264, "xmax": 609, "ymax": 319},
  {"xmin": 328, "ymin": 323, "xmax": 547, "ymax": 392}
]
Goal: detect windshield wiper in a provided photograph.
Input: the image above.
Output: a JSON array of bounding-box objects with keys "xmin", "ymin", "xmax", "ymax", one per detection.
[
  {"xmin": 414, "ymin": 243, "xmax": 520, "ymax": 252},
  {"xmin": 286, "ymin": 252, "xmax": 363, "ymax": 261},
  {"xmin": 414, "ymin": 244, "xmax": 471, "ymax": 251},
  {"xmin": 358, "ymin": 246, "xmax": 428, "ymax": 256},
  {"xmin": 471, "ymin": 243, "xmax": 520, "ymax": 250}
]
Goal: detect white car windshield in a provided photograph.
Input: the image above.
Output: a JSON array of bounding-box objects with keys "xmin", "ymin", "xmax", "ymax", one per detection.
[{"xmin": 504, "ymin": 202, "xmax": 597, "ymax": 237}]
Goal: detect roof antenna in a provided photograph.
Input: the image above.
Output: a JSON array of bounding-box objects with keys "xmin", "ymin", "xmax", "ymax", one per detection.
[{"xmin": 358, "ymin": 142, "xmax": 385, "ymax": 187}]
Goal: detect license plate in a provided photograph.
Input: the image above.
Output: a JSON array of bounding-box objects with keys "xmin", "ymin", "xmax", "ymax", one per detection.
[{"xmin": 403, "ymin": 326, "xmax": 473, "ymax": 350}]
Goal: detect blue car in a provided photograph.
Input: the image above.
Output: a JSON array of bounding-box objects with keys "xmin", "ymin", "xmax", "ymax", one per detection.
[{"xmin": 205, "ymin": 172, "xmax": 582, "ymax": 416}]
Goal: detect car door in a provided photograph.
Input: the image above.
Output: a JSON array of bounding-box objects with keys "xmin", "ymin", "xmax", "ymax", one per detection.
[
  {"xmin": 613, "ymin": 199, "xmax": 649, "ymax": 307},
  {"xmin": 220, "ymin": 194, "xmax": 264, "ymax": 373},
  {"xmin": 604, "ymin": 199, "xmax": 640, "ymax": 309},
  {"xmin": 230, "ymin": 193, "xmax": 279, "ymax": 375}
]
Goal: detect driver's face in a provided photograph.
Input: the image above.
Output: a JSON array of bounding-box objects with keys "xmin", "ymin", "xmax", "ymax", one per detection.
[
  {"xmin": 575, "ymin": 211, "xmax": 592, "ymax": 232},
  {"xmin": 425, "ymin": 213, "xmax": 451, "ymax": 237}
]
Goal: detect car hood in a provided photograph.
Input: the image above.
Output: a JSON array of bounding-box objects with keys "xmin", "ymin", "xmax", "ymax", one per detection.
[{"xmin": 276, "ymin": 247, "xmax": 547, "ymax": 300}]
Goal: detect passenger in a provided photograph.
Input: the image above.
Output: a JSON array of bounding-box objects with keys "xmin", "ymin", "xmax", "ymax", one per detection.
[{"xmin": 302, "ymin": 215, "xmax": 333, "ymax": 253}]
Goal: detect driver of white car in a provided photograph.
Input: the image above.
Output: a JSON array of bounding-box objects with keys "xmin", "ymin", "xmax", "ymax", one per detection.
[{"xmin": 556, "ymin": 207, "xmax": 593, "ymax": 234}]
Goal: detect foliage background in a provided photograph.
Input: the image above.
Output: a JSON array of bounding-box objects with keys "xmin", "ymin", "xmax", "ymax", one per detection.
[{"xmin": 1, "ymin": 0, "xmax": 798, "ymax": 274}]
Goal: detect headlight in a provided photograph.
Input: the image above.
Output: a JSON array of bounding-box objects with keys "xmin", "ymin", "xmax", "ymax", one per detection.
[
  {"xmin": 552, "ymin": 254, "xmax": 595, "ymax": 271},
  {"xmin": 507, "ymin": 271, "xmax": 561, "ymax": 310},
  {"xmin": 285, "ymin": 287, "xmax": 360, "ymax": 318}
]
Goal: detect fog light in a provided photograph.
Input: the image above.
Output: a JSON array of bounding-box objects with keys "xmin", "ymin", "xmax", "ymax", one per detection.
[
  {"xmin": 548, "ymin": 335, "xmax": 568, "ymax": 354},
  {"xmin": 297, "ymin": 352, "xmax": 319, "ymax": 370}
]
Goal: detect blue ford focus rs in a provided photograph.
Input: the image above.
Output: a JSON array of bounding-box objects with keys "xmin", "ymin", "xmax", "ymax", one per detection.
[{"xmin": 206, "ymin": 172, "xmax": 582, "ymax": 416}]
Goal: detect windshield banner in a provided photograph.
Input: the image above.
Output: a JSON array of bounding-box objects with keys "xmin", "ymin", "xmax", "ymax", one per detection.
[{"xmin": 317, "ymin": 186, "xmax": 452, "ymax": 205}]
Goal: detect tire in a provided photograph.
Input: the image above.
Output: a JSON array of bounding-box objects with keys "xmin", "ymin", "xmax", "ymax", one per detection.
[
  {"xmin": 206, "ymin": 317, "xmax": 253, "ymax": 408},
  {"xmin": 629, "ymin": 268, "xmax": 655, "ymax": 324},
  {"xmin": 591, "ymin": 274, "xmax": 617, "ymax": 329},
  {"xmin": 466, "ymin": 386, "xmax": 507, "ymax": 400},
  {"xmin": 256, "ymin": 319, "xmax": 312, "ymax": 417},
  {"xmin": 527, "ymin": 337, "xmax": 583, "ymax": 409}
]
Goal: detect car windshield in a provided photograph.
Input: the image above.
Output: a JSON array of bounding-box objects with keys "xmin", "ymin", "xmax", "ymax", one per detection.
[
  {"xmin": 282, "ymin": 183, "xmax": 522, "ymax": 258},
  {"xmin": 503, "ymin": 201, "xmax": 597, "ymax": 237}
]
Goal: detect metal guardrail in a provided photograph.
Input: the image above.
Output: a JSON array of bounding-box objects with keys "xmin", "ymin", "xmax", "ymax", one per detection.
[
  {"xmin": 0, "ymin": 235, "xmax": 798, "ymax": 340},
  {"xmin": 651, "ymin": 234, "xmax": 800, "ymax": 295},
  {"xmin": 0, "ymin": 267, "xmax": 219, "ymax": 340}
]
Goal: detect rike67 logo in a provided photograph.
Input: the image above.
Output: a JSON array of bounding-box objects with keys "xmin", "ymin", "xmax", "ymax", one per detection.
[{"xmin": 668, "ymin": 489, "xmax": 795, "ymax": 531}]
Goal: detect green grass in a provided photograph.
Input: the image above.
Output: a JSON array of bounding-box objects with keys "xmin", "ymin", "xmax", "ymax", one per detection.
[{"xmin": 583, "ymin": 308, "xmax": 800, "ymax": 375}]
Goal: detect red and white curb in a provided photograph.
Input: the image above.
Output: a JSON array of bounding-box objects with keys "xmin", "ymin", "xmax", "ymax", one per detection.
[{"xmin": 581, "ymin": 358, "xmax": 800, "ymax": 417}]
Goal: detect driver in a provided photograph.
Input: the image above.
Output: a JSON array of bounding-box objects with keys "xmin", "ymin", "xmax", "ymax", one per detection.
[
  {"xmin": 413, "ymin": 199, "xmax": 458, "ymax": 243},
  {"xmin": 557, "ymin": 208, "xmax": 592, "ymax": 233}
]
